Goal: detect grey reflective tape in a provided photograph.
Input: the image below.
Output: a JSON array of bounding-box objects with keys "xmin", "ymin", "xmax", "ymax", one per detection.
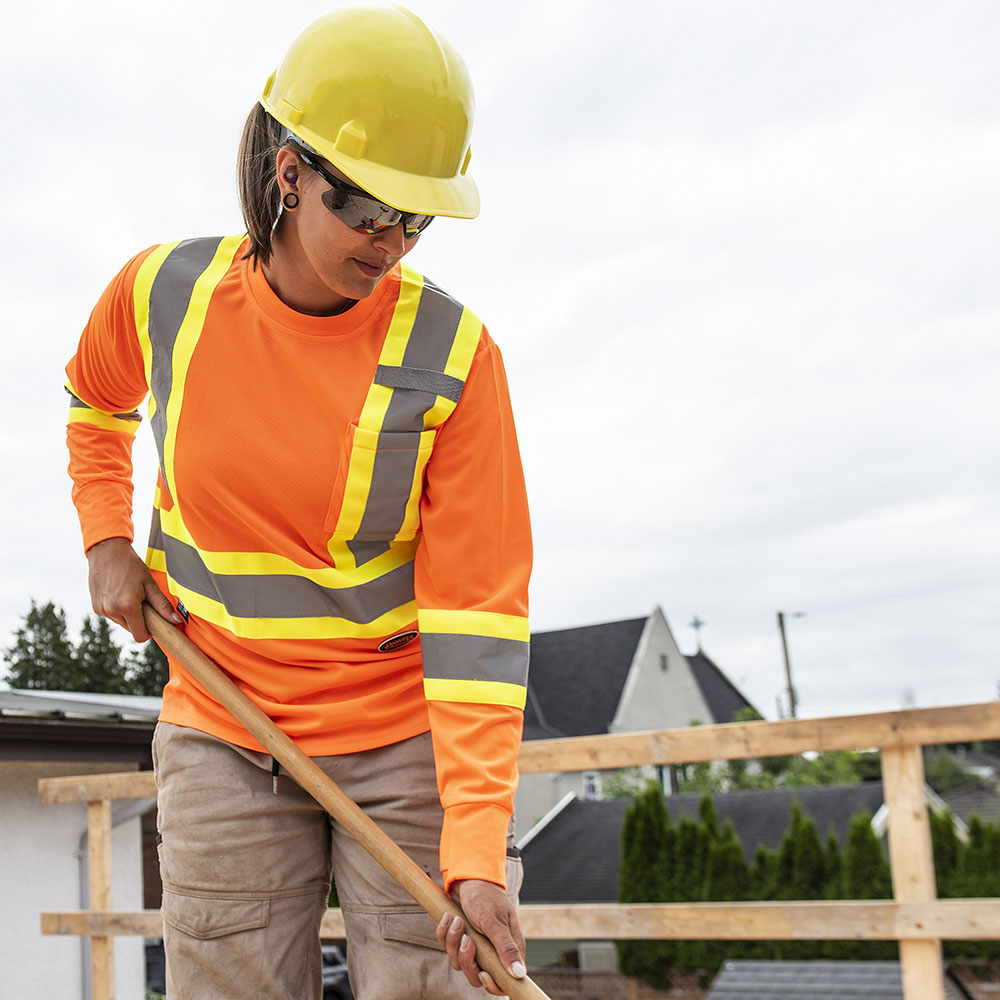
[
  {"xmin": 160, "ymin": 531, "xmax": 415, "ymax": 622},
  {"xmin": 374, "ymin": 365, "xmax": 464, "ymax": 404},
  {"xmin": 343, "ymin": 275, "xmax": 477, "ymax": 567},
  {"xmin": 146, "ymin": 508, "xmax": 164, "ymax": 552},
  {"xmin": 148, "ymin": 238, "xmax": 225, "ymax": 493},
  {"xmin": 420, "ymin": 633, "xmax": 530, "ymax": 688},
  {"xmin": 402, "ymin": 277, "xmax": 464, "ymax": 372},
  {"xmin": 67, "ymin": 387, "xmax": 139, "ymax": 420},
  {"xmin": 352, "ymin": 432, "xmax": 426, "ymax": 540}
]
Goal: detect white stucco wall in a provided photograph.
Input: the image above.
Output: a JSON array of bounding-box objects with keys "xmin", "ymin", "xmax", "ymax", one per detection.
[{"xmin": 1, "ymin": 761, "xmax": 146, "ymax": 1000}]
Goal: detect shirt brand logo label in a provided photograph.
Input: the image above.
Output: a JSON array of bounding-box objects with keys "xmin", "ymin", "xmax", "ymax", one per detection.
[{"xmin": 377, "ymin": 630, "xmax": 419, "ymax": 653}]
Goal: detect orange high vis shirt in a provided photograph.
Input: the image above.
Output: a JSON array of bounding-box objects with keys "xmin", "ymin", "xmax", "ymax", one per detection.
[{"xmin": 66, "ymin": 236, "xmax": 532, "ymax": 888}]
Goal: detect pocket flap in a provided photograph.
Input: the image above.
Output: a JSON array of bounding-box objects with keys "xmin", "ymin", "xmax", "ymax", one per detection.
[
  {"xmin": 162, "ymin": 888, "xmax": 269, "ymax": 941},
  {"xmin": 378, "ymin": 909, "xmax": 444, "ymax": 951}
]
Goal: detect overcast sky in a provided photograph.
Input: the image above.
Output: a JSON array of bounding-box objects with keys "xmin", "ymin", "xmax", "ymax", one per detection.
[{"xmin": 2, "ymin": 0, "xmax": 997, "ymax": 722}]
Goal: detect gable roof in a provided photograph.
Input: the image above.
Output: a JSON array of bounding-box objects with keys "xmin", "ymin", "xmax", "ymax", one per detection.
[
  {"xmin": 523, "ymin": 616, "xmax": 647, "ymax": 740},
  {"xmin": 707, "ymin": 960, "xmax": 973, "ymax": 1000},
  {"xmin": 519, "ymin": 783, "xmax": 887, "ymax": 904},
  {"xmin": 688, "ymin": 649, "xmax": 756, "ymax": 724}
]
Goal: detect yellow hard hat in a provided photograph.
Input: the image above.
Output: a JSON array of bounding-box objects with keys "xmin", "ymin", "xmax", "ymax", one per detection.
[{"xmin": 260, "ymin": 4, "xmax": 478, "ymax": 218}]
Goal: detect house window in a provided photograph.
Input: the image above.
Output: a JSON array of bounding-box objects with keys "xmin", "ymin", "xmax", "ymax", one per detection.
[
  {"xmin": 660, "ymin": 653, "xmax": 669, "ymax": 672},
  {"xmin": 582, "ymin": 771, "xmax": 601, "ymax": 801}
]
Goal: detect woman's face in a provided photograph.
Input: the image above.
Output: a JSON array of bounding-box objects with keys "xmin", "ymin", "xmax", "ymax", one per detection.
[{"xmin": 268, "ymin": 147, "xmax": 422, "ymax": 315}]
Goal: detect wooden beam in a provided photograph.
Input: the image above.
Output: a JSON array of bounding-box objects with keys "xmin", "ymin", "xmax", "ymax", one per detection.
[
  {"xmin": 42, "ymin": 908, "xmax": 348, "ymax": 939},
  {"xmin": 41, "ymin": 899, "xmax": 1000, "ymax": 941},
  {"xmin": 38, "ymin": 771, "xmax": 156, "ymax": 803},
  {"xmin": 87, "ymin": 800, "xmax": 115, "ymax": 1000},
  {"xmin": 517, "ymin": 701, "xmax": 1000, "ymax": 773},
  {"xmin": 882, "ymin": 745, "xmax": 945, "ymax": 1000}
]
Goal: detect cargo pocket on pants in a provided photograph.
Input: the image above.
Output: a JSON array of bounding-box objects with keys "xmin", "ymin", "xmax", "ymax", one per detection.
[
  {"xmin": 378, "ymin": 909, "xmax": 445, "ymax": 951},
  {"xmin": 162, "ymin": 887, "xmax": 270, "ymax": 940}
]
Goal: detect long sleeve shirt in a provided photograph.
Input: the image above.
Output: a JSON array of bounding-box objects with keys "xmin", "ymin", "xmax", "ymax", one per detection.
[{"xmin": 66, "ymin": 238, "xmax": 531, "ymax": 888}]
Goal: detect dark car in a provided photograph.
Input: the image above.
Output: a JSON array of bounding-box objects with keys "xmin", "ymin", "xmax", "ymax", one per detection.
[{"xmin": 322, "ymin": 944, "xmax": 355, "ymax": 1000}]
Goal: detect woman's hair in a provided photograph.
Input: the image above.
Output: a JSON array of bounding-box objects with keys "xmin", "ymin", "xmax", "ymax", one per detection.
[{"xmin": 237, "ymin": 103, "xmax": 286, "ymax": 266}]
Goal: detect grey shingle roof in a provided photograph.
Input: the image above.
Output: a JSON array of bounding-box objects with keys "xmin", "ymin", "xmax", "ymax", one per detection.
[
  {"xmin": 519, "ymin": 783, "xmax": 887, "ymax": 904},
  {"xmin": 939, "ymin": 782, "xmax": 1000, "ymax": 826},
  {"xmin": 707, "ymin": 960, "xmax": 973, "ymax": 999},
  {"xmin": 523, "ymin": 617, "xmax": 647, "ymax": 739},
  {"xmin": 688, "ymin": 649, "xmax": 757, "ymax": 723},
  {"xmin": 523, "ymin": 614, "xmax": 756, "ymax": 741}
]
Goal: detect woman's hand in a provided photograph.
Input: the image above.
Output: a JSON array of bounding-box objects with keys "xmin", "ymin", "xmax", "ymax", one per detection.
[
  {"xmin": 436, "ymin": 879, "xmax": 527, "ymax": 995},
  {"xmin": 87, "ymin": 536, "xmax": 181, "ymax": 642}
]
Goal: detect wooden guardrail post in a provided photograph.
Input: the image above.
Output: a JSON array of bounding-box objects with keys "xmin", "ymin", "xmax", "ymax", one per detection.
[
  {"xmin": 882, "ymin": 745, "xmax": 943, "ymax": 1000},
  {"xmin": 86, "ymin": 799, "xmax": 115, "ymax": 1000}
]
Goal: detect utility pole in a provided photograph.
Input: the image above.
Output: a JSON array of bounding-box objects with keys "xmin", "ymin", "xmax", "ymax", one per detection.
[{"xmin": 777, "ymin": 610, "xmax": 804, "ymax": 718}]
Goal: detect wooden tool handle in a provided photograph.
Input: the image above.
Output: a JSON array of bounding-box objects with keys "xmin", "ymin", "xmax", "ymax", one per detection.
[{"xmin": 143, "ymin": 606, "xmax": 549, "ymax": 1000}]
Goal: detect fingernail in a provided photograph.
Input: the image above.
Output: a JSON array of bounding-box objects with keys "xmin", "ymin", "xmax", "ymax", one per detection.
[
  {"xmin": 438, "ymin": 914, "xmax": 450, "ymax": 928},
  {"xmin": 511, "ymin": 961, "xmax": 526, "ymax": 978},
  {"xmin": 460, "ymin": 934, "xmax": 471, "ymax": 952}
]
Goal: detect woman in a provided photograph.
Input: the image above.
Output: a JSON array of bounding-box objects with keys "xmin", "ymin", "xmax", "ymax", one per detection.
[{"xmin": 65, "ymin": 6, "xmax": 532, "ymax": 998}]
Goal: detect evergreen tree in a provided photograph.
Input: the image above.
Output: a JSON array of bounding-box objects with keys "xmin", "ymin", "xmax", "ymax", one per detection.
[
  {"xmin": 75, "ymin": 615, "xmax": 130, "ymax": 693},
  {"xmin": 126, "ymin": 639, "xmax": 170, "ymax": 696},
  {"xmin": 929, "ymin": 808, "xmax": 960, "ymax": 898},
  {"xmin": 616, "ymin": 783, "xmax": 673, "ymax": 988},
  {"xmin": 842, "ymin": 811, "xmax": 895, "ymax": 959},
  {"xmin": 3, "ymin": 600, "xmax": 79, "ymax": 690}
]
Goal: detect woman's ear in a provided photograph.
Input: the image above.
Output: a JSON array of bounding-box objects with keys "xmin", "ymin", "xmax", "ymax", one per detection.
[{"xmin": 275, "ymin": 146, "xmax": 302, "ymax": 195}]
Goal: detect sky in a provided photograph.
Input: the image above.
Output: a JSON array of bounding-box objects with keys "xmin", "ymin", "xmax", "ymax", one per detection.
[{"xmin": 1, "ymin": 0, "xmax": 997, "ymax": 722}]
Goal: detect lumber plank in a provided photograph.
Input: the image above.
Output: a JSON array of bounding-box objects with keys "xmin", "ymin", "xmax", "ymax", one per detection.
[
  {"xmin": 40, "ymin": 900, "xmax": 1000, "ymax": 941},
  {"xmin": 38, "ymin": 771, "xmax": 156, "ymax": 803},
  {"xmin": 517, "ymin": 701, "xmax": 1000, "ymax": 772}
]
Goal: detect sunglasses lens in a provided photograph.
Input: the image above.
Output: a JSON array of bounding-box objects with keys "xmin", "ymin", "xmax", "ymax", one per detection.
[{"xmin": 318, "ymin": 172, "xmax": 432, "ymax": 237}]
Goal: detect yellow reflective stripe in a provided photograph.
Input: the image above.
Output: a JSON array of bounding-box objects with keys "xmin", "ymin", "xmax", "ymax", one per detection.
[
  {"xmin": 67, "ymin": 408, "xmax": 141, "ymax": 435},
  {"xmin": 133, "ymin": 242, "xmax": 180, "ymax": 415},
  {"xmin": 170, "ymin": 582, "xmax": 417, "ymax": 640},
  {"xmin": 396, "ymin": 427, "xmax": 437, "ymax": 540},
  {"xmin": 160, "ymin": 235, "xmax": 244, "ymax": 497},
  {"xmin": 158, "ymin": 502, "xmax": 415, "ymax": 587},
  {"xmin": 328, "ymin": 269, "xmax": 425, "ymax": 563},
  {"xmin": 423, "ymin": 677, "xmax": 527, "ymax": 709},
  {"xmin": 146, "ymin": 547, "xmax": 167, "ymax": 572},
  {"xmin": 422, "ymin": 304, "xmax": 482, "ymax": 428},
  {"xmin": 417, "ymin": 609, "xmax": 530, "ymax": 642}
]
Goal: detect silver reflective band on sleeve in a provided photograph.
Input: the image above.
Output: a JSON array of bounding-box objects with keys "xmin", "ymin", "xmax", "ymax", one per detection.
[{"xmin": 419, "ymin": 633, "xmax": 530, "ymax": 687}]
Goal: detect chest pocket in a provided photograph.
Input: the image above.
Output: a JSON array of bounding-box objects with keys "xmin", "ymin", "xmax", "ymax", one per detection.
[
  {"xmin": 324, "ymin": 422, "xmax": 437, "ymax": 542},
  {"xmin": 324, "ymin": 269, "xmax": 480, "ymax": 547}
]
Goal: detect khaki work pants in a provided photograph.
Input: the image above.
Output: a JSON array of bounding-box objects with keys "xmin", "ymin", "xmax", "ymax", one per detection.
[{"xmin": 152, "ymin": 722, "xmax": 522, "ymax": 1000}]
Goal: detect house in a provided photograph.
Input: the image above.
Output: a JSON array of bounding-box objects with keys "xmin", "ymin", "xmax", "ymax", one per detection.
[
  {"xmin": 1, "ymin": 688, "xmax": 158, "ymax": 1000},
  {"xmin": 516, "ymin": 782, "xmax": 914, "ymax": 972},
  {"xmin": 518, "ymin": 783, "xmax": 890, "ymax": 905},
  {"xmin": 707, "ymin": 959, "xmax": 973, "ymax": 999},
  {"xmin": 516, "ymin": 607, "xmax": 756, "ymax": 836}
]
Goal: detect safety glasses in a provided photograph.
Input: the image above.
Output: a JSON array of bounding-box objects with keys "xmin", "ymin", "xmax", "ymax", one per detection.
[{"xmin": 295, "ymin": 149, "xmax": 434, "ymax": 239}]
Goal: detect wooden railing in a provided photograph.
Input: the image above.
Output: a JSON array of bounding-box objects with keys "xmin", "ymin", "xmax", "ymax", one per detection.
[{"xmin": 39, "ymin": 700, "xmax": 1000, "ymax": 1000}]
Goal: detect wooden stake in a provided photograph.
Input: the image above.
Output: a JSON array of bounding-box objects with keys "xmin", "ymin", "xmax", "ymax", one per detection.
[
  {"xmin": 87, "ymin": 798, "xmax": 115, "ymax": 1000},
  {"xmin": 882, "ymin": 744, "xmax": 944, "ymax": 1000},
  {"xmin": 143, "ymin": 606, "xmax": 549, "ymax": 1000}
]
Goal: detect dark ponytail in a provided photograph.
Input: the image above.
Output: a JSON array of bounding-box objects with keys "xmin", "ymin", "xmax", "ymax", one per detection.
[{"xmin": 237, "ymin": 103, "xmax": 285, "ymax": 266}]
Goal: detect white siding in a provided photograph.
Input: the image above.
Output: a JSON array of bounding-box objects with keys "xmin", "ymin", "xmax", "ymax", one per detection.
[{"xmin": 1, "ymin": 761, "xmax": 146, "ymax": 1000}]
